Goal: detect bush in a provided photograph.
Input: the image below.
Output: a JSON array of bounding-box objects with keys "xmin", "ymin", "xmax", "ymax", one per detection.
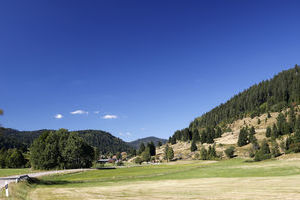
[
  {"xmin": 224, "ymin": 146, "xmax": 235, "ymax": 158},
  {"xmin": 254, "ymin": 151, "xmax": 271, "ymax": 161},
  {"xmin": 134, "ymin": 157, "xmax": 142, "ymax": 165}
]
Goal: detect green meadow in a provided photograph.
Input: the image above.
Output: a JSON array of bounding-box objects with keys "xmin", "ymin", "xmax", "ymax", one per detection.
[{"xmin": 3, "ymin": 157, "xmax": 300, "ymax": 200}]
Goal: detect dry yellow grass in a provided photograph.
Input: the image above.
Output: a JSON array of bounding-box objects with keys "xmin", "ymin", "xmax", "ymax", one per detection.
[{"xmin": 29, "ymin": 175, "xmax": 300, "ymax": 200}]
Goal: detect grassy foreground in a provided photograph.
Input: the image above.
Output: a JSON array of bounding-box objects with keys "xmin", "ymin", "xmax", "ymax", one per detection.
[{"xmin": 3, "ymin": 157, "xmax": 300, "ymax": 200}]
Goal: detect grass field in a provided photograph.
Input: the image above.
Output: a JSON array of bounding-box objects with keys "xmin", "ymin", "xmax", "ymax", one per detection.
[
  {"xmin": 0, "ymin": 169, "xmax": 36, "ymax": 177},
  {"xmin": 4, "ymin": 157, "xmax": 300, "ymax": 200}
]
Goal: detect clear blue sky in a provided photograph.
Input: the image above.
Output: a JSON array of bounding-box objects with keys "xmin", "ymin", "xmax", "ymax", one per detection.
[{"xmin": 1, "ymin": 0, "xmax": 300, "ymax": 141}]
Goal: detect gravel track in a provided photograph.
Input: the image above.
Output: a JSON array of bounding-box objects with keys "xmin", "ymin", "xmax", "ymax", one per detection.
[{"xmin": 0, "ymin": 168, "xmax": 93, "ymax": 188}]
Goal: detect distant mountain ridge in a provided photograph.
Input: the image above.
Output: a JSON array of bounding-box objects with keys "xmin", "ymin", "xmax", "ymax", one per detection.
[
  {"xmin": 128, "ymin": 136, "xmax": 167, "ymax": 149},
  {"xmin": 0, "ymin": 127, "xmax": 132, "ymax": 153}
]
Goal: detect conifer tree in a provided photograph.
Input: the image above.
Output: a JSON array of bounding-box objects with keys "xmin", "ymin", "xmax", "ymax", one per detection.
[
  {"xmin": 266, "ymin": 126, "xmax": 272, "ymax": 137},
  {"xmin": 200, "ymin": 146, "xmax": 208, "ymax": 160},
  {"xmin": 138, "ymin": 143, "xmax": 145, "ymax": 155},
  {"xmin": 271, "ymin": 124, "xmax": 278, "ymax": 139},
  {"xmin": 192, "ymin": 129, "xmax": 200, "ymax": 142},
  {"xmin": 237, "ymin": 127, "xmax": 248, "ymax": 147},
  {"xmin": 289, "ymin": 107, "xmax": 296, "ymax": 132},
  {"xmin": 191, "ymin": 140, "xmax": 197, "ymax": 152}
]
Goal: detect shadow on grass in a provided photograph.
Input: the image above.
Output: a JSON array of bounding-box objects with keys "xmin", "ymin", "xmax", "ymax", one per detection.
[{"xmin": 96, "ymin": 167, "xmax": 116, "ymax": 170}]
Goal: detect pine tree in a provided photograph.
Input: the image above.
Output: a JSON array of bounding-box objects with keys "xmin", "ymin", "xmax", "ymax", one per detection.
[
  {"xmin": 271, "ymin": 124, "xmax": 278, "ymax": 139},
  {"xmin": 191, "ymin": 140, "xmax": 197, "ymax": 152},
  {"xmin": 260, "ymin": 139, "xmax": 271, "ymax": 154},
  {"xmin": 266, "ymin": 126, "xmax": 272, "ymax": 137},
  {"xmin": 271, "ymin": 141, "xmax": 280, "ymax": 158},
  {"xmin": 289, "ymin": 107, "xmax": 296, "ymax": 132},
  {"xmin": 277, "ymin": 113, "xmax": 288, "ymax": 135},
  {"xmin": 295, "ymin": 115, "xmax": 300, "ymax": 131},
  {"xmin": 237, "ymin": 128, "xmax": 248, "ymax": 147},
  {"xmin": 138, "ymin": 143, "xmax": 145, "ymax": 155},
  {"xmin": 208, "ymin": 144, "xmax": 217, "ymax": 159},
  {"xmin": 167, "ymin": 147, "xmax": 174, "ymax": 161},
  {"xmin": 147, "ymin": 141, "xmax": 156, "ymax": 156},
  {"xmin": 157, "ymin": 141, "xmax": 162, "ymax": 147},
  {"xmin": 200, "ymin": 146, "xmax": 208, "ymax": 160},
  {"xmin": 216, "ymin": 127, "xmax": 222, "ymax": 138},
  {"xmin": 192, "ymin": 129, "xmax": 200, "ymax": 142}
]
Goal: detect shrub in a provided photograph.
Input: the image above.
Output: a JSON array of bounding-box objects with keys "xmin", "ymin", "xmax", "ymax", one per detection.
[{"xmin": 224, "ymin": 146, "xmax": 235, "ymax": 158}]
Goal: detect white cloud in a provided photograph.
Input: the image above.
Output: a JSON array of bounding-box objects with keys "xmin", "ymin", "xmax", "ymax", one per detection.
[
  {"xmin": 102, "ymin": 114, "xmax": 118, "ymax": 119},
  {"xmin": 119, "ymin": 132, "xmax": 124, "ymax": 136},
  {"xmin": 125, "ymin": 132, "xmax": 131, "ymax": 136},
  {"xmin": 70, "ymin": 110, "xmax": 88, "ymax": 115},
  {"xmin": 94, "ymin": 111, "xmax": 100, "ymax": 114},
  {"xmin": 54, "ymin": 114, "xmax": 63, "ymax": 119}
]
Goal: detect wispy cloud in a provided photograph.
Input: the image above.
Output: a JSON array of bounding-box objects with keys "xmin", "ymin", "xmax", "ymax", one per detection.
[
  {"xmin": 126, "ymin": 132, "xmax": 131, "ymax": 136},
  {"xmin": 119, "ymin": 132, "xmax": 132, "ymax": 136},
  {"xmin": 94, "ymin": 111, "xmax": 100, "ymax": 114},
  {"xmin": 102, "ymin": 114, "xmax": 118, "ymax": 119},
  {"xmin": 54, "ymin": 114, "xmax": 63, "ymax": 119},
  {"xmin": 70, "ymin": 110, "xmax": 88, "ymax": 115}
]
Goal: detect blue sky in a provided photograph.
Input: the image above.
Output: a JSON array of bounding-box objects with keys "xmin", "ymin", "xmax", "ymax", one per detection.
[{"xmin": 0, "ymin": 0, "xmax": 300, "ymax": 141}]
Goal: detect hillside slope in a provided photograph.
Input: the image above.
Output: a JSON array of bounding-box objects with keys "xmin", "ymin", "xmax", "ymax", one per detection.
[
  {"xmin": 0, "ymin": 128, "xmax": 132, "ymax": 154},
  {"xmin": 128, "ymin": 137, "xmax": 167, "ymax": 149},
  {"xmin": 169, "ymin": 65, "xmax": 300, "ymax": 146}
]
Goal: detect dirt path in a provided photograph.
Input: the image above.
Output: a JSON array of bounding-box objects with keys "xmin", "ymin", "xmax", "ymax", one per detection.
[{"xmin": 0, "ymin": 169, "xmax": 93, "ymax": 188}]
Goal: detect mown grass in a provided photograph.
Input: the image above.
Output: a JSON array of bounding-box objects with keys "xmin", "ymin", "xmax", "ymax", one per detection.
[
  {"xmin": 4, "ymin": 158, "xmax": 300, "ymax": 199},
  {"xmin": 0, "ymin": 169, "xmax": 35, "ymax": 177},
  {"xmin": 33, "ymin": 158, "xmax": 300, "ymax": 188}
]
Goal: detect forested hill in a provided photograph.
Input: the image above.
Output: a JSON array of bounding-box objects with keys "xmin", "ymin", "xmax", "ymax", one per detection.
[
  {"xmin": 170, "ymin": 65, "xmax": 300, "ymax": 143},
  {"xmin": 0, "ymin": 127, "xmax": 132, "ymax": 154},
  {"xmin": 128, "ymin": 137, "xmax": 167, "ymax": 149}
]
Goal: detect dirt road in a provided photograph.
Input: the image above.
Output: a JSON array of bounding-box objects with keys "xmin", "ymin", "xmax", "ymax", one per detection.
[{"xmin": 0, "ymin": 169, "xmax": 93, "ymax": 188}]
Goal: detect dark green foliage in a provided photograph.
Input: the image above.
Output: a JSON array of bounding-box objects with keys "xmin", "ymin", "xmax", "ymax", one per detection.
[
  {"xmin": 224, "ymin": 146, "xmax": 235, "ymax": 158},
  {"xmin": 138, "ymin": 143, "xmax": 145, "ymax": 155},
  {"xmin": 147, "ymin": 141, "xmax": 156, "ymax": 156},
  {"xmin": 192, "ymin": 129, "xmax": 200, "ymax": 142},
  {"xmin": 200, "ymin": 146, "xmax": 208, "ymax": 160},
  {"xmin": 164, "ymin": 145, "xmax": 174, "ymax": 162},
  {"xmin": 191, "ymin": 140, "xmax": 197, "ymax": 152},
  {"xmin": 254, "ymin": 139, "xmax": 271, "ymax": 161},
  {"xmin": 288, "ymin": 129, "xmax": 300, "ymax": 153},
  {"xmin": 288, "ymin": 107, "xmax": 296, "ymax": 132},
  {"xmin": 271, "ymin": 124, "xmax": 279, "ymax": 139},
  {"xmin": 30, "ymin": 129, "xmax": 94, "ymax": 169},
  {"xmin": 237, "ymin": 127, "xmax": 249, "ymax": 147},
  {"xmin": 141, "ymin": 147, "xmax": 151, "ymax": 162},
  {"xmin": 0, "ymin": 128, "xmax": 133, "ymax": 154},
  {"xmin": 216, "ymin": 127, "xmax": 222, "ymax": 138},
  {"xmin": 271, "ymin": 141, "xmax": 281, "ymax": 158},
  {"xmin": 208, "ymin": 144, "xmax": 217, "ymax": 159},
  {"xmin": 128, "ymin": 137, "xmax": 167, "ymax": 149},
  {"xmin": 276, "ymin": 113, "xmax": 290, "ymax": 135},
  {"xmin": 267, "ymin": 112, "xmax": 271, "ymax": 118},
  {"xmin": 158, "ymin": 141, "xmax": 162, "ymax": 147},
  {"xmin": 188, "ymin": 66, "xmax": 300, "ymax": 134},
  {"xmin": 134, "ymin": 157, "xmax": 142, "ymax": 164},
  {"xmin": 0, "ymin": 148, "xmax": 27, "ymax": 168},
  {"xmin": 266, "ymin": 126, "xmax": 272, "ymax": 137},
  {"xmin": 295, "ymin": 115, "xmax": 300, "ymax": 131}
]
